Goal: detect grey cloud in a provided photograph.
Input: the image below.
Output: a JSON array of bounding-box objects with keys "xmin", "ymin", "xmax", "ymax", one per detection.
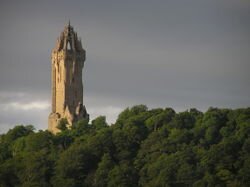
[{"xmin": 0, "ymin": 92, "xmax": 50, "ymax": 133}]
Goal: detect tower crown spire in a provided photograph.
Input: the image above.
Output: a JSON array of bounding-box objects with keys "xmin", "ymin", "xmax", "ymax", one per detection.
[{"xmin": 54, "ymin": 22, "xmax": 84, "ymax": 52}]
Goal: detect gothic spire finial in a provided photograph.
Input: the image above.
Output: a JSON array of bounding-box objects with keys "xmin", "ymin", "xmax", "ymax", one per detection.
[{"xmin": 68, "ymin": 20, "xmax": 71, "ymax": 27}]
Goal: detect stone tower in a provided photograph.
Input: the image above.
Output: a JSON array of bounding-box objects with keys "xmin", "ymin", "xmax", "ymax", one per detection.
[{"xmin": 48, "ymin": 22, "xmax": 88, "ymax": 133}]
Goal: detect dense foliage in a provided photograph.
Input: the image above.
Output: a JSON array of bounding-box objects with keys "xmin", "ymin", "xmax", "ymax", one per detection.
[{"xmin": 0, "ymin": 105, "xmax": 250, "ymax": 187}]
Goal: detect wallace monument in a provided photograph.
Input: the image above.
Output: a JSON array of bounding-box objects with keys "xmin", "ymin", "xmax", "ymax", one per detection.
[{"xmin": 48, "ymin": 23, "xmax": 89, "ymax": 134}]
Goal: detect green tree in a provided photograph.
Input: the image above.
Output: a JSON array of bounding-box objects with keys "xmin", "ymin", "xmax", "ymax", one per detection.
[
  {"xmin": 23, "ymin": 131, "xmax": 54, "ymax": 152},
  {"xmin": 92, "ymin": 116, "xmax": 108, "ymax": 130},
  {"xmin": 57, "ymin": 118, "xmax": 68, "ymax": 131},
  {"xmin": 107, "ymin": 163, "xmax": 138, "ymax": 187},
  {"xmin": 0, "ymin": 106, "xmax": 250, "ymax": 186},
  {"xmin": 145, "ymin": 108, "xmax": 175, "ymax": 131},
  {"xmin": 0, "ymin": 158, "xmax": 20, "ymax": 187},
  {"xmin": 18, "ymin": 150, "xmax": 53, "ymax": 187},
  {"xmin": 94, "ymin": 153, "xmax": 114, "ymax": 187},
  {"xmin": 52, "ymin": 143, "xmax": 97, "ymax": 187},
  {"xmin": 3, "ymin": 125, "xmax": 34, "ymax": 143}
]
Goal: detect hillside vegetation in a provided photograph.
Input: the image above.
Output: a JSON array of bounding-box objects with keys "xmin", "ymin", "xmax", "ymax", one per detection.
[{"xmin": 0, "ymin": 105, "xmax": 250, "ymax": 187}]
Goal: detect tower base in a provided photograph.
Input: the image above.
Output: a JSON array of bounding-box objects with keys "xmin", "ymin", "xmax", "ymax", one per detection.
[
  {"xmin": 48, "ymin": 104, "xmax": 89, "ymax": 134},
  {"xmin": 48, "ymin": 113, "xmax": 61, "ymax": 134}
]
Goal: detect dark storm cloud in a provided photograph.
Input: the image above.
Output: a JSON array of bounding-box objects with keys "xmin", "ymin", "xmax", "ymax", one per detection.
[{"xmin": 0, "ymin": 0, "xmax": 249, "ymax": 133}]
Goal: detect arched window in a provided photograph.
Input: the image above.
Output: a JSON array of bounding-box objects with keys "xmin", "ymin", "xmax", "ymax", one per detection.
[{"xmin": 66, "ymin": 41, "xmax": 71, "ymax": 50}]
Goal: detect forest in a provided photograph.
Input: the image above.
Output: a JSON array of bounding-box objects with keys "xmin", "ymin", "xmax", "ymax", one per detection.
[{"xmin": 0, "ymin": 105, "xmax": 250, "ymax": 187}]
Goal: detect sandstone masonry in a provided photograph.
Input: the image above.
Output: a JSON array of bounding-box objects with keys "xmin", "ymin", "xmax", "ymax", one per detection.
[{"xmin": 48, "ymin": 22, "xmax": 88, "ymax": 133}]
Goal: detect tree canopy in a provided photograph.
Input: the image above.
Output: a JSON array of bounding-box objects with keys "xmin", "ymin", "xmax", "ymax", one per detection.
[{"xmin": 0, "ymin": 106, "xmax": 249, "ymax": 187}]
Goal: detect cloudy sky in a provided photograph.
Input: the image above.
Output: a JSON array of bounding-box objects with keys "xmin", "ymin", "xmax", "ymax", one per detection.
[{"xmin": 0, "ymin": 0, "xmax": 249, "ymax": 133}]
